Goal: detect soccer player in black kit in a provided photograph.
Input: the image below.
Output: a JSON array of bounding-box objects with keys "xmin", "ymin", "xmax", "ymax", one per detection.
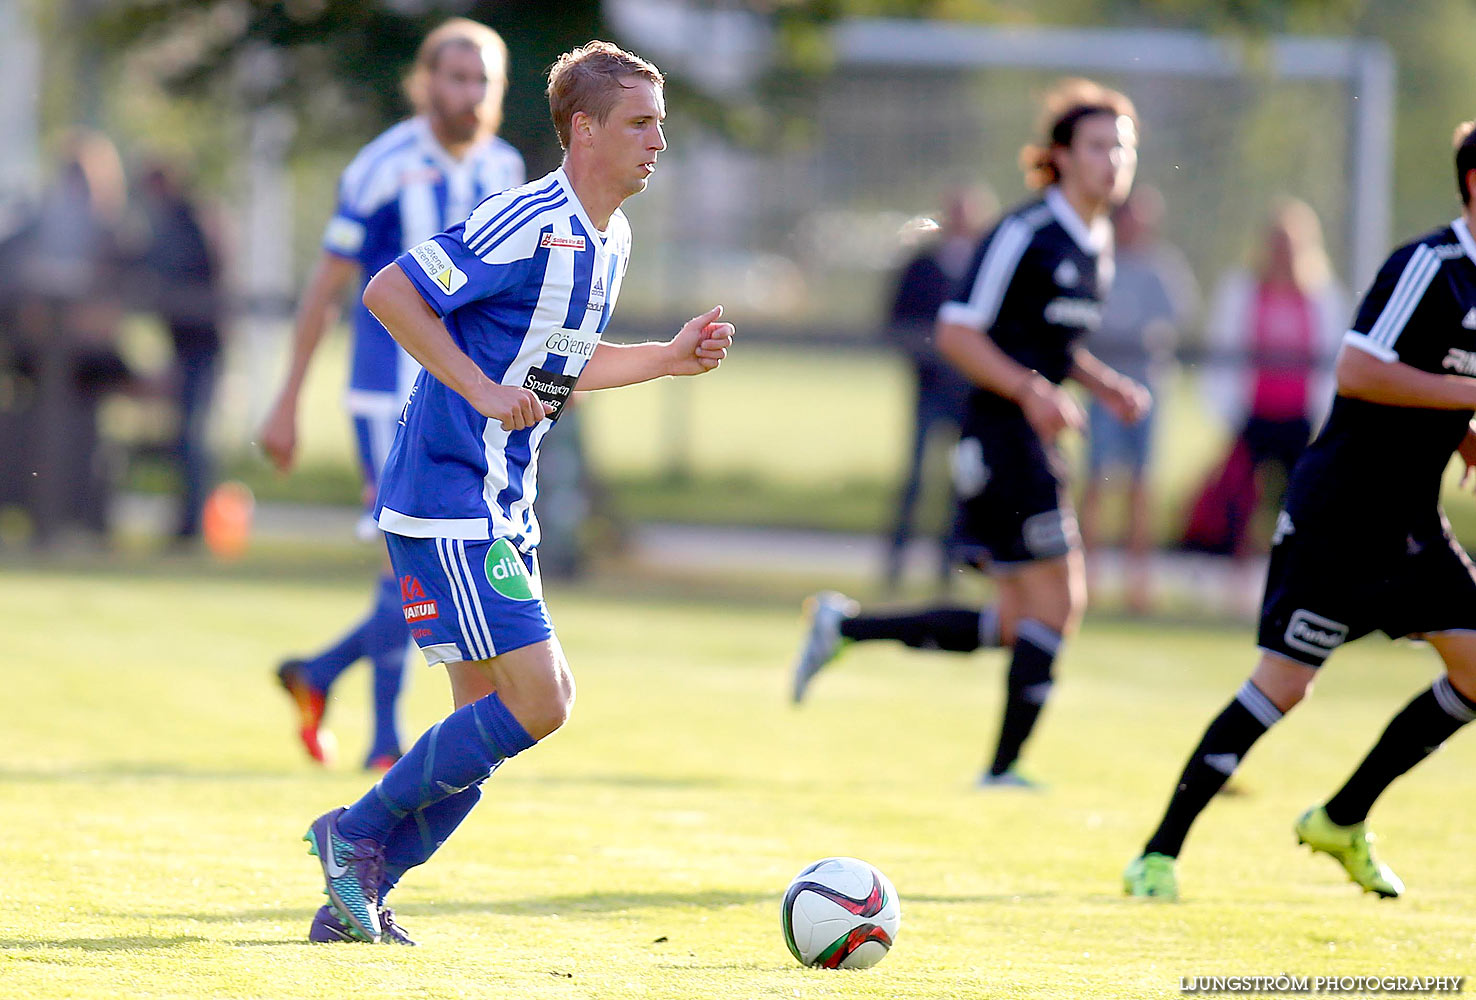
[
  {"xmin": 791, "ymin": 78, "xmax": 1150, "ymax": 787},
  {"xmin": 1125, "ymin": 121, "xmax": 1476, "ymax": 901}
]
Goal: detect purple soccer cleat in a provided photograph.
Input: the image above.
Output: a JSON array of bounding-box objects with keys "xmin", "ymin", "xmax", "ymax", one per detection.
[
  {"xmin": 308, "ymin": 904, "xmax": 417, "ymax": 946},
  {"xmin": 309, "ymin": 908, "xmax": 419, "ymax": 949},
  {"xmin": 308, "ymin": 905, "xmax": 358, "ymax": 943},
  {"xmin": 303, "ymin": 807, "xmax": 384, "ymax": 943},
  {"xmin": 378, "ymin": 908, "xmax": 417, "ymax": 946}
]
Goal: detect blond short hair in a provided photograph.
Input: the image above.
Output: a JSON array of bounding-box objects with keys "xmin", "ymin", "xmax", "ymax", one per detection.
[
  {"xmin": 546, "ymin": 40, "xmax": 664, "ymax": 150},
  {"xmin": 1019, "ymin": 77, "xmax": 1138, "ymax": 190},
  {"xmin": 403, "ymin": 18, "xmax": 508, "ymax": 131}
]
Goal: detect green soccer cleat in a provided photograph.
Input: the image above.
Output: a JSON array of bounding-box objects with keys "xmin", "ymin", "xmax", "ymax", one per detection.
[
  {"xmin": 1294, "ymin": 806, "xmax": 1404, "ymax": 898},
  {"xmin": 1123, "ymin": 853, "xmax": 1179, "ymax": 901}
]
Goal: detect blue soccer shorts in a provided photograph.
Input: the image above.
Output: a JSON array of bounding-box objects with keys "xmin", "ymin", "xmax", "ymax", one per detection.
[{"xmin": 384, "ymin": 533, "xmax": 554, "ymax": 666}]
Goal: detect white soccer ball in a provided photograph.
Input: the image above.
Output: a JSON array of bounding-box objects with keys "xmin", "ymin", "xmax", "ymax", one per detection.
[{"xmin": 780, "ymin": 856, "xmax": 901, "ymax": 969}]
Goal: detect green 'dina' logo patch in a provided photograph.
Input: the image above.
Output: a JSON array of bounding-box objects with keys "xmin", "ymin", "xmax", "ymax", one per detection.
[{"xmin": 485, "ymin": 538, "xmax": 535, "ymax": 600}]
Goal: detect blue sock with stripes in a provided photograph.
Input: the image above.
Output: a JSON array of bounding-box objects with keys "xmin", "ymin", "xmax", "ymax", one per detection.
[
  {"xmin": 377, "ymin": 768, "xmax": 501, "ymax": 901},
  {"xmin": 338, "ymin": 691, "xmax": 536, "ymax": 844}
]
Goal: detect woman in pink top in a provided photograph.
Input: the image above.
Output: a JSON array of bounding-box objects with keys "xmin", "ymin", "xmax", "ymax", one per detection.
[{"xmin": 1200, "ymin": 199, "xmax": 1347, "ymax": 592}]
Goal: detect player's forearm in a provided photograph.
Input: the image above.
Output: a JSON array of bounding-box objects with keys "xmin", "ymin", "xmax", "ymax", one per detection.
[
  {"xmin": 364, "ymin": 264, "xmax": 490, "ymax": 400},
  {"xmin": 277, "ymin": 254, "xmax": 356, "ymax": 401},
  {"xmin": 1336, "ymin": 343, "xmax": 1476, "ymax": 411},
  {"xmin": 1069, "ymin": 348, "xmax": 1126, "ymax": 400},
  {"xmin": 936, "ymin": 321, "xmax": 1040, "ymax": 403},
  {"xmin": 577, "ymin": 341, "xmax": 673, "ymax": 390}
]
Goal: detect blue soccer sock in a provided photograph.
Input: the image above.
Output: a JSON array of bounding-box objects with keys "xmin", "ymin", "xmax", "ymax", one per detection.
[
  {"xmin": 378, "ymin": 772, "xmax": 494, "ymax": 901},
  {"xmin": 363, "ymin": 575, "xmax": 412, "ymax": 760},
  {"xmin": 300, "ymin": 624, "xmax": 366, "ymax": 692},
  {"xmin": 367, "ymin": 648, "xmax": 409, "ymax": 762},
  {"xmin": 300, "ymin": 580, "xmax": 399, "ymax": 692},
  {"xmin": 338, "ymin": 691, "xmax": 537, "ymax": 845}
]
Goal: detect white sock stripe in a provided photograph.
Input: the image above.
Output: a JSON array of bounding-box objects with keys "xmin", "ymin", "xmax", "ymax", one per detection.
[
  {"xmin": 978, "ymin": 607, "xmax": 1000, "ymax": 648},
  {"xmin": 454, "ymin": 539, "xmax": 499, "ymax": 658},
  {"xmin": 436, "ymin": 537, "xmax": 487, "ymax": 661},
  {"xmin": 1015, "ymin": 619, "xmax": 1062, "ymax": 655},
  {"xmin": 1022, "ymin": 681, "xmax": 1055, "ymax": 705},
  {"xmin": 1432, "ymin": 676, "xmax": 1476, "ymax": 723},
  {"xmin": 1236, "ymin": 681, "xmax": 1283, "ymax": 728}
]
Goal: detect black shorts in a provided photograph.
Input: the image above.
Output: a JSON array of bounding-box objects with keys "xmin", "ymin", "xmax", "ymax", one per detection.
[
  {"xmin": 1257, "ymin": 509, "xmax": 1476, "ymax": 667},
  {"xmin": 948, "ymin": 414, "xmax": 1076, "ymax": 570}
]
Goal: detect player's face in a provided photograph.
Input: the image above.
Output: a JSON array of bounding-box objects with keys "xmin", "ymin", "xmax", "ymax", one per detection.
[
  {"xmin": 588, "ymin": 77, "xmax": 666, "ymax": 199},
  {"xmin": 1058, "ymin": 112, "xmax": 1138, "ymax": 209},
  {"xmin": 428, "ymin": 42, "xmax": 503, "ymax": 142}
]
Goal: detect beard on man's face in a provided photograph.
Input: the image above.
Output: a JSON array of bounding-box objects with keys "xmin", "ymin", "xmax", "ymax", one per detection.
[{"xmin": 431, "ymin": 96, "xmax": 485, "ymax": 141}]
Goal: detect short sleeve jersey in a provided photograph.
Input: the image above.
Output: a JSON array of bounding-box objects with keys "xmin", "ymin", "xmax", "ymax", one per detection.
[
  {"xmin": 1289, "ymin": 217, "xmax": 1476, "ymax": 527},
  {"xmin": 374, "ymin": 168, "xmax": 631, "ymax": 553},
  {"xmin": 938, "ymin": 186, "xmax": 1113, "ymax": 429},
  {"xmin": 322, "ymin": 117, "xmax": 525, "ymax": 412}
]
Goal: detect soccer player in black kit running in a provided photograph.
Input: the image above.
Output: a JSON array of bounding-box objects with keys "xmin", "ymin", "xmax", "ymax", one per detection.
[
  {"xmin": 791, "ymin": 78, "xmax": 1150, "ymax": 787},
  {"xmin": 1125, "ymin": 121, "xmax": 1476, "ymax": 901}
]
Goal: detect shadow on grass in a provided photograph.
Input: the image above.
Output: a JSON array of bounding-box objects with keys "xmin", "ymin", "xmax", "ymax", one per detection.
[
  {"xmin": 501, "ymin": 772, "xmax": 737, "ymax": 791},
  {"xmin": 0, "ymin": 934, "xmax": 205, "ymax": 952},
  {"xmin": 145, "ymin": 888, "xmax": 1068, "ymax": 928},
  {"xmin": 147, "ymin": 890, "xmax": 776, "ymax": 926},
  {"xmin": 0, "ymin": 764, "xmax": 303, "ymax": 783}
]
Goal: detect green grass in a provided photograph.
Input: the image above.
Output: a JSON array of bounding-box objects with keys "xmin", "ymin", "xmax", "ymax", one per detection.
[{"xmin": 4, "ymin": 563, "xmax": 1476, "ymax": 998}]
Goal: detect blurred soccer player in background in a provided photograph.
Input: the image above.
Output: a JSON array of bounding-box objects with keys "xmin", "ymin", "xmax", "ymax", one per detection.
[
  {"xmin": 1078, "ymin": 184, "xmax": 1198, "ymax": 613},
  {"xmin": 300, "ymin": 40, "xmax": 736, "ymax": 945},
  {"xmin": 883, "ymin": 183, "xmax": 997, "ymax": 593},
  {"xmin": 1125, "ymin": 122, "xmax": 1476, "ymax": 902},
  {"xmin": 792, "ymin": 78, "xmax": 1150, "ymax": 788},
  {"xmin": 259, "ymin": 18, "xmax": 525, "ymax": 772}
]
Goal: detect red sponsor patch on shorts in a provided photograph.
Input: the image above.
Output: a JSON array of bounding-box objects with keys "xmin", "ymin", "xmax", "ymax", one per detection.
[
  {"xmin": 403, "ymin": 600, "xmax": 439, "ymax": 623},
  {"xmin": 539, "ymin": 232, "xmax": 586, "ymax": 250}
]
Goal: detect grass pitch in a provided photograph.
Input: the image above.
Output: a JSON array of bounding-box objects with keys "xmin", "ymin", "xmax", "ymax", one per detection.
[{"xmin": 3, "ymin": 563, "xmax": 1475, "ymax": 999}]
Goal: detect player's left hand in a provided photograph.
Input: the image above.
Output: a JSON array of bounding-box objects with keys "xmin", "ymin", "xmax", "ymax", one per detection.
[
  {"xmin": 668, "ymin": 305, "xmax": 735, "ymax": 376},
  {"xmin": 1105, "ymin": 377, "xmax": 1152, "ymax": 424}
]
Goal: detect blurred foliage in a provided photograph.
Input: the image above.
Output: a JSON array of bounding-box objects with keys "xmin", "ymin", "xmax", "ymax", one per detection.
[
  {"xmin": 73, "ymin": 0, "xmax": 1476, "ymax": 228},
  {"xmin": 84, "ymin": 0, "xmax": 604, "ymax": 176}
]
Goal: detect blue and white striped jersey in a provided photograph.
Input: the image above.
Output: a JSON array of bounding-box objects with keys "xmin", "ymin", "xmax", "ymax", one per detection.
[
  {"xmin": 322, "ymin": 117, "xmax": 525, "ymax": 414},
  {"xmin": 374, "ymin": 167, "xmax": 631, "ymax": 551}
]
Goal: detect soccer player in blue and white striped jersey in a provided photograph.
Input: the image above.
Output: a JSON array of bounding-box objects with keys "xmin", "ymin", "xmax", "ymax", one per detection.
[
  {"xmin": 260, "ymin": 19, "xmax": 525, "ymax": 774},
  {"xmin": 301, "ymin": 41, "xmax": 736, "ymax": 945}
]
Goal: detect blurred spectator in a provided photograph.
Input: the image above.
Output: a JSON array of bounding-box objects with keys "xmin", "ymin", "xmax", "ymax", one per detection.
[
  {"xmin": 136, "ymin": 161, "xmax": 226, "ymax": 545},
  {"xmin": 0, "ymin": 130, "xmax": 134, "ymax": 548},
  {"xmin": 882, "ymin": 183, "xmax": 997, "ymax": 591},
  {"xmin": 1187, "ymin": 197, "xmax": 1347, "ymax": 594},
  {"xmin": 1079, "ymin": 185, "xmax": 1199, "ymax": 613}
]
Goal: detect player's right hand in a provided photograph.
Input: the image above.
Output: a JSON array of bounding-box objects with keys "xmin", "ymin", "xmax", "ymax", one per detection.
[
  {"xmin": 258, "ymin": 401, "xmax": 298, "ymax": 472},
  {"xmin": 1019, "ymin": 376, "xmax": 1084, "ymax": 443},
  {"xmin": 476, "ymin": 383, "xmax": 556, "ymax": 431}
]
